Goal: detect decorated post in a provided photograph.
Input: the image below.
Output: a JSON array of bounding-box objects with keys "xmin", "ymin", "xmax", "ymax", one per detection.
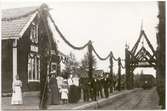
[
  {"xmin": 88, "ymin": 40, "xmax": 93, "ymax": 80},
  {"xmin": 118, "ymin": 57, "xmax": 121, "ymax": 91},
  {"xmin": 125, "ymin": 46, "xmax": 130, "ymax": 90},
  {"xmin": 109, "ymin": 52, "xmax": 114, "ymax": 93},
  {"xmin": 38, "ymin": 3, "xmax": 59, "ymax": 109}
]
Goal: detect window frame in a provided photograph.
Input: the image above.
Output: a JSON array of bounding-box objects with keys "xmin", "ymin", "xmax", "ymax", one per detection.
[
  {"xmin": 28, "ymin": 53, "xmax": 40, "ymax": 83},
  {"xmin": 30, "ymin": 22, "xmax": 38, "ymax": 44}
]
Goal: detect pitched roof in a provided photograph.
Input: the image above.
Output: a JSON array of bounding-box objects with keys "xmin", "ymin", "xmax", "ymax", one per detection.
[{"xmin": 2, "ymin": 6, "xmax": 39, "ymax": 39}]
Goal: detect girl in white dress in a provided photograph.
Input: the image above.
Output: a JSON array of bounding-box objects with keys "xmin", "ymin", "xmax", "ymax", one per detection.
[
  {"xmin": 59, "ymin": 81, "xmax": 68, "ymax": 104},
  {"xmin": 11, "ymin": 75, "xmax": 23, "ymax": 104}
]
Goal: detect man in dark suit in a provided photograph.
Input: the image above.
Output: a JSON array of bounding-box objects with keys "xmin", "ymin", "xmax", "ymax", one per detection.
[
  {"xmin": 90, "ymin": 77, "xmax": 98, "ymax": 101},
  {"xmin": 103, "ymin": 74, "xmax": 110, "ymax": 98},
  {"xmin": 97, "ymin": 76, "xmax": 104, "ymax": 98},
  {"xmin": 81, "ymin": 78, "xmax": 90, "ymax": 102}
]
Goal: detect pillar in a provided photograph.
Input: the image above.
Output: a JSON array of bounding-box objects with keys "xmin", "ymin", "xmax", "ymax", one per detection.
[{"xmin": 12, "ymin": 39, "xmax": 17, "ymax": 82}]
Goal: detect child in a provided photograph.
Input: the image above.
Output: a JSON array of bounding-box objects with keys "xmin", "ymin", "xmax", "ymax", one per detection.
[{"xmin": 59, "ymin": 81, "xmax": 69, "ymax": 104}]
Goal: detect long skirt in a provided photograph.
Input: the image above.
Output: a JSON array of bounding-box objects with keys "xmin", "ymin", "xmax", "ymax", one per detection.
[
  {"xmin": 11, "ymin": 86, "xmax": 23, "ymax": 104},
  {"xmin": 69, "ymin": 85, "xmax": 80, "ymax": 103},
  {"xmin": 48, "ymin": 86, "xmax": 60, "ymax": 105}
]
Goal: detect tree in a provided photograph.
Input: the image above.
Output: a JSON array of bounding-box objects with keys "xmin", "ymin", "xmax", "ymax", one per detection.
[
  {"xmin": 62, "ymin": 52, "xmax": 79, "ymax": 78},
  {"xmin": 80, "ymin": 52, "xmax": 97, "ymax": 71}
]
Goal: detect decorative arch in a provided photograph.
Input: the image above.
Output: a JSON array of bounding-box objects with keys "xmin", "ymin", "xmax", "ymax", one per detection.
[{"xmin": 125, "ymin": 29, "xmax": 157, "ymax": 89}]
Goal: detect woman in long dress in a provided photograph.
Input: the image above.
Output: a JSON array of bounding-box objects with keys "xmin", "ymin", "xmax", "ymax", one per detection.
[
  {"xmin": 11, "ymin": 75, "xmax": 23, "ymax": 104},
  {"xmin": 48, "ymin": 74, "xmax": 60, "ymax": 105},
  {"xmin": 72, "ymin": 75, "xmax": 81, "ymax": 102},
  {"xmin": 68, "ymin": 74, "xmax": 80, "ymax": 103}
]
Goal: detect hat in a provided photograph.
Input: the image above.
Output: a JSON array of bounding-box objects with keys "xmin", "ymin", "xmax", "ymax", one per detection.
[
  {"xmin": 50, "ymin": 70, "xmax": 56, "ymax": 74},
  {"xmin": 48, "ymin": 70, "xmax": 56, "ymax": 77}
]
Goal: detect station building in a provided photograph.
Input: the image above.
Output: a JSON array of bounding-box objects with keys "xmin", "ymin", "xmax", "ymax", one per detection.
[{"xmin": 1, "ymin": 4, "xmax": 67, "ymax": 94}]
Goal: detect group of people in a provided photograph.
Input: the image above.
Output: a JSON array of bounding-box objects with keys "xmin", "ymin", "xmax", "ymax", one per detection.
[
  {"xmin": 11, "ymin": 73, "xmax": 117, "ymax": 105},
  {"xmin": 80, "ymin": 74, "xmax": 114, "ymax": 102},
  {"xmin": 48, "ymin": 72, "xmax": 81, "ymax": 105}
]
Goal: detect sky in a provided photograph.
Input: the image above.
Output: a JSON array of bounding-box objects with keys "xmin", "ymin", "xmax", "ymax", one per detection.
[{"xmin": 1, "ymin": 0, "xmax": 159, "ymax": 77}]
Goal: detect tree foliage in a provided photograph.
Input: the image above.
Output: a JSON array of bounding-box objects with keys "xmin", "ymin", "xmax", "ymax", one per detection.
[
  {"xmin": 62, "ymin": 52, "xmax": 79, "ymax": 78},
  {"xmin": 80, "ymin": 52, "xmax": 97, "ymax": 71}
]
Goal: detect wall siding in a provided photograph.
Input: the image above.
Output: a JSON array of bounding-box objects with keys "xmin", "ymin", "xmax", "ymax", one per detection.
[{"xmin": 2, "ymin": 40, "xmax": 13, "ymax": 93}]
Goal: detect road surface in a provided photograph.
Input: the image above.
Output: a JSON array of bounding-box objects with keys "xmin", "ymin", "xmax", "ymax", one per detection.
[{"xmin": 98, "ymin": 87, "xmax": 160, "ymax": 110}]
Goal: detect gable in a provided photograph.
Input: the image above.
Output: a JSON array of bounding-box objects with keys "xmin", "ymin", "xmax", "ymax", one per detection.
[
  {"xmin": 131, "ymin": 30, "xmax": 155, "ymax": 57},
  {"xmin": 135, "ymin": 47, "xmax": 152, "ymax": 61}
]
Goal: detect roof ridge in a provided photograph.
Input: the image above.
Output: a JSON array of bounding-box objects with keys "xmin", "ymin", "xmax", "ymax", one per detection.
[
  {"xmin": 2, "ymin": 3, "xmax": 49, "ymax": 39},
  {"xmin": 2, "ymin": 6, "xmax": 39, "ymax": 39},
  {"xmin": 2, "ymin": 6, "xmax": 39, "ymax": 11},
  {"xmin": 2, "ymin": 6, "xmax": 40, "ymax": 21},
  {"xmin": 2, "ymin": 9, "xmax": 38, "ymax": 21}
]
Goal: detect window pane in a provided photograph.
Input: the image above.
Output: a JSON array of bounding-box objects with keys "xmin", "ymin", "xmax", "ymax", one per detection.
[
  {"xmin": 38, "ymin": 57, "xmax": 40, "ymax": 80},
  {"xmin": 32, "ymin": 58, "xmax": 35, "ymax": 80},
  {"xmin": 28, "ymin": 57, "xmax": 32, "ymax": 80},
  {"xmin": 28, "ymin": 55, "xmax": 34, "ymax": 81},
  {"xmin": 35, "ymin": 56, "xmax": 37, "ymax": 80},
  {"xmin": 35, "ymin": 25, "xmax": 38, "ymax": 43},
  {"xmin": 32, "ymin": 26, "xmax": 35, "ymax": 43},
  {"xmin": 30, "ymin": 29, "xmax": 33, "ymax": 41}
]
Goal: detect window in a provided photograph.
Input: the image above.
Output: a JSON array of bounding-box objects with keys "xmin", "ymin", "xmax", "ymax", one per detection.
[
  {"xmin": 30, "ymin": 22, "xmax": 38, "ymax": 44},
  {"xmin": 28, "ymin": 54, "xmax": 40, "ymax": 82}
]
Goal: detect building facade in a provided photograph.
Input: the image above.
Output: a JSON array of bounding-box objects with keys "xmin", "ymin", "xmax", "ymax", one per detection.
[{"xmin": 2, "ymin": 4, "xmax": 60, "ymax": 93}]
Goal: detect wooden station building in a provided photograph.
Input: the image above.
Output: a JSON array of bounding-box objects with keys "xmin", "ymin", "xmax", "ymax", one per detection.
[{"xmin": 1, "ymin": 4, "xmax": 65, "ymax": 93}]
